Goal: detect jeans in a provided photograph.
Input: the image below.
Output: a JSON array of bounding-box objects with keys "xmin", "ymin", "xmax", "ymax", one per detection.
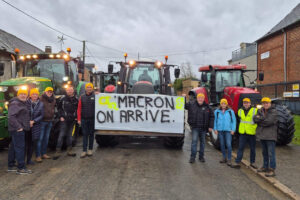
[
  {"xmin": 81, "ymin": 119, "xmax": 95, "ymax": 152},
  {"xmin": 36, "ymin": 121, "xmax": 53, "ymax": 157},
  {"xmin": 8, "ymin": 131, "xmax": 25, "ymax": 170},
  {"xmin": 190, "ymin": 128, "xmax": 206, "ymax": 159},
  {"xmin": 260, "ymin": 140, "xmax": 276, "ymax": 169},
  {"xmin": 25, "ymin": 131, "xmax": 37, "ymax": 163},
  {"xmin": 219, "ymin": 131, "xmax": 232, "ymax": 161},
  {"xmin": 56, "ymin": 121, "xmax": 75, "ymax": 149},
  {"xmin": 235, "ymin": 134, "xmax": 256, "ymax": 164}
]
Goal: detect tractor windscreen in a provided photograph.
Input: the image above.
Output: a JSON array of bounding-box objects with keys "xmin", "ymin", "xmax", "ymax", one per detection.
[
  {"xmin": 128, "ymin": 64, "xmax": 160, "ymax": 93},
  {"xmin": 215, "ymin": 70, "xmax": 244, "ymax": 92}
]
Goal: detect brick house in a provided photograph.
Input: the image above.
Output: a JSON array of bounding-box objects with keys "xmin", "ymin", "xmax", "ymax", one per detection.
[{"xmin": 257, "ymin": 3, "xmax": 300, "ymax": 85}]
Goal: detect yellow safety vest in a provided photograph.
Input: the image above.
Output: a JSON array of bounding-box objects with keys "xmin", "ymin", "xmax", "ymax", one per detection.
[{"xmin": 238, "ymin": 107, "xmax": 257, "ymax": 135}]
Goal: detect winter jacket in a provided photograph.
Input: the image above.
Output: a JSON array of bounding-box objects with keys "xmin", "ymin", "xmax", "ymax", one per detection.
[
  {"xmin": 253, "ymin": 106, "xmax": 278, "ymax": 141},
  {"xmin": 77, "ymin": 92, "xmax": 95, "ymax": 121},
  {"xmin": 185, "ymin": 100, "xmax": 214, "ymax": 130},
  {"xmin": 58, "ymin": 95, "xmax": 78, "ymax": 122},
  {"xmin": 26, "ymin": 99, "xmax": 44, "ymax": 140},
  {"xmin": 8, "ymin": 97, "xmax": 30, "ymax": 132},
  {"xmin": 40, "ymin": 93, "xmax": 56, "ymax": 121},
  {"xmin": 214, "ymin": 108, "xmax": 236, "ymax": 132}
]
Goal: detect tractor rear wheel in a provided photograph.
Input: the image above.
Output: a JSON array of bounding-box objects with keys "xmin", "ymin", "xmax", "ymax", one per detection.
[
  {"xmin": 275, "ymin": 104, "xmax": 295, "ymax": 145},
  {"xmin": 96, "ymin": 135, "xmax": 119, "ymax": 147},
  {"xmin": 163, "ymin": 136, "xmax": 184, "ymax": 149},
  {"xmin": 0, "ymin": 137, "xmax": 10, "ymax": 150}
]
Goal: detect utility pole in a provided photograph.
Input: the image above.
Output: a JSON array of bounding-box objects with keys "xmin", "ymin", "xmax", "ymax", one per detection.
[
  {"xmin": 138, "ymin": 52, "xmax": 140, "ymax": 61},
  {"xmin": 82, "ymin": 40, "xmax": 86, "ymax": 81}
]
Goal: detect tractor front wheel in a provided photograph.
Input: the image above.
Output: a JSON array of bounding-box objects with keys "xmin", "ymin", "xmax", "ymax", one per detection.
[
  {"xmin": 96, "ymin": 135, "xmax": 119, "ymax": 147},
  {"xmin": 163, "ymin": 136, "xmax": 184, "ymax": 149},
  {"xmin": 275, "ymin": 104, "xmax": 295, "ymax": 145}
]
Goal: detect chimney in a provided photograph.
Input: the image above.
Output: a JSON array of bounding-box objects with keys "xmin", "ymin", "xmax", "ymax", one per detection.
[{"xmin": 45, "ymin": 46, "xmax": 52, "ymax": 53}]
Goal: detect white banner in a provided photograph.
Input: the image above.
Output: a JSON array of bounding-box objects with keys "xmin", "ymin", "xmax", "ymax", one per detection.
[{"xmin": 95, "ymin": 93, "xmax": 185, "ymax": 134}]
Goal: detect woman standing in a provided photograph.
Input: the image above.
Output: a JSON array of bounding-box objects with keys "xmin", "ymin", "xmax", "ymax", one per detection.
[
  {"xmin": 214, "ymin": 98, "xmax": 236, "ymax": 166},
  {"xmin": 25, "ymin": 88, "xmax": 44, "ymax": 165}
]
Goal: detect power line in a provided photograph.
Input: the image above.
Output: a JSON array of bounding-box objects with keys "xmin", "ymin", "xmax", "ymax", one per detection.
[
  {"xmin": 85, "ymin": 44, "xmax": 101, "ymax": 66},
  {"xmin": 86, "ymin": 41, "xmax": 128, "ymax": 54}
]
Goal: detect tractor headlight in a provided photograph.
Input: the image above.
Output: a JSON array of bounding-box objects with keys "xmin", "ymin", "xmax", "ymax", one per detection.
[
  {"xmin": 128, "ymin": 60, "xmax": 136, "ymax": 68},
  {"xmin": 4, "ymin": 101, "xmax": 9, "ymax": 110},
  {"xmin": 155, "ymin": 61, "xmax": 163, "ymax": 69},
  {"xmin": 256, "ymin": 105, "xmax": 262, "ymax": 109},
  {"xmin": 63, "ymin": 76, "xmax": 69, "ymax": 81},
  {"xmin": 0, "ymin": 86, "xmax": 8, "ymax": 92}
]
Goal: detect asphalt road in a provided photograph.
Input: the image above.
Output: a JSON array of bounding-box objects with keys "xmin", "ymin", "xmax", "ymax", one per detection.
[{"xmin": 0, "ymin": 131, "xmax": 279, "ymax": 200}]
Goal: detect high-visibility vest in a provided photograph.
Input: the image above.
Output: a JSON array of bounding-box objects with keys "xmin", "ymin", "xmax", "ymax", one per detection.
[{"xmin": 238, "ymin": 107, "xmax": 257, "ymax": 135}]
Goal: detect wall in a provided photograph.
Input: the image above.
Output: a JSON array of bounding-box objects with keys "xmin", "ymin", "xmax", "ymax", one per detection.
[{"xmin": 0, "ymin": 53, "xmax": 12, "ymax": 82}]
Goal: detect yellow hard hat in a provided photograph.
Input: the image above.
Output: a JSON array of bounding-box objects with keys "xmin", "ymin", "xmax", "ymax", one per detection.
[
  {"xmin": 45, "ymin": 87, "xmax": 54, "ymax": 92},
  {"xmin": 243, "ymin": 98, "xmax": 251, "ymax": 103},
  {"xmin": 197, "ymin": 93, "xmax": 205, "ymax": 98},
  {"xmin": 85, "ymin": 83, "xmax": 94, "ymax": 89},
  {"xmin": 261, "ymin": 97, "xmax": 271, "ymax": 103},
  {"xmin": 17, "ymin": 88, "xmax": 28, "ymax": 96},
  {"xmin": 220, "ymin": 98, "xmax": 228, "ymax": 105},
  {"xmin": 30, "ymin": 88, "xmax": 40, "ymax": 96}
]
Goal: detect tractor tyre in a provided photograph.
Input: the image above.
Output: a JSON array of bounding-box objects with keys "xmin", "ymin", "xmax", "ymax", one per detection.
[
  {"xmin": 163, "ymin": 136, "xmax": 184, "ymax": 149},
  {"xmin": 96, "ymin": 135, "xmax": 119, "ymax": 147},
  {"xmin": 275, "ymin": 104, "xmax": 295, "ymax": 145},
  {"xmin": 209, "ymin": 130, "xmax": 221, "ymax": 150}
]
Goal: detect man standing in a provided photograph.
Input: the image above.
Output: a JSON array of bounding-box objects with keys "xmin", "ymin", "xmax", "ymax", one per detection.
[
  {"xmin": 254, "ymin": 97, "xmax": 278, "ymax": 177},
  {"xmin": 232, "ymin": 98, "xmax": 258, "ymax": 169},
  {"xmin": 185, "ymin": 93, "xmax": 214, "ymax": 163},
  {"xmin": 53, "ymin": 86, "xmax": 78, "ymax": 160},
  {"xmin": 78, "ymin": 83, "xmax": 95, "ymax": 158},
  {"xmin": 7, "ymin": 88, "xmax": 32, "ymax": 174},
  {"xmin": 37, "ymin": 87, "xmax": 56, "ymax": 162}
]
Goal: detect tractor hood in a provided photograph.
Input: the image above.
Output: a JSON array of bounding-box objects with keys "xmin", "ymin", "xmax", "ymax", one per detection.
[
  {"xmin": 223, "ymin": 86, "xmax": 262, "ymax": 113},
  {"xmin": 0, "ymin": 77, "xmax": 51, "ymax": 86}
]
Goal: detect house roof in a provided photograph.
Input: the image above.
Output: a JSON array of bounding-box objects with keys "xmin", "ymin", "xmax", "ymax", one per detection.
[
  {"xmin": 0, "ymin": 29, "xmax": 43, "ymax": 54},
  {"xmin": 257, "ymin": 3, "xmax": 300, "ymax": 41}
]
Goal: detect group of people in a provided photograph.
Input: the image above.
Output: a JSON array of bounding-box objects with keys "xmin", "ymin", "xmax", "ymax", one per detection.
[
  {"xmin": 7, "ymin": 83, "xmax": 96, "ymax": 175},
  {"xmin": 185, "ymin": 93, "xmax": 278, "ymax": 177}
]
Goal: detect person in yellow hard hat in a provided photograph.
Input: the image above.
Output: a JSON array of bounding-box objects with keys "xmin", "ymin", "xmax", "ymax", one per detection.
[
  {"xmin": 214, "ymin": 98, "xmax": 236, "ymax": 167},
  {"xmin": 78, "ymin": 83, "xmax": 96, "ymax": 158},
  {"xmin": 254, "ymin": 97, "xmax": 278, "ymax": 177},
  {"xmin": 232, "ymin": 98, "xmax": 258, "ymax": 169},
  {"xmin": 25, "ymin": 88, "xmax": 44, "ymax": 165},
  {"xmin": 37, "ymin": 87, "xmax": 56, "ymax": 162},
  {"xmin": 184, "ymin": 92, "xmax": 214, "ymax": 163},
  {"xmin": 7, "ymin": 87, "xmax": 32, "ymax": 174}
]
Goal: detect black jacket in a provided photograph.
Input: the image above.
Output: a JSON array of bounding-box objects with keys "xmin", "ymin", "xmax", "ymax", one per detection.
[
  {"xmin": 58, "ymin": 95, "xmax": 78, "ymax": 122},
  {"xmin": 185, "ymin": 100, "xmax": 214, "ymax": 130},
  {"xmin": 254, "ymin": 105, "xmax": 278, "ymax": 141},
  {"xmin": 26, "ymin": 99, "xmax": 44, "ymax": 140},
  {"xmin": 8, "ymin": 97, "xmax": 30, "ymax": 132}
]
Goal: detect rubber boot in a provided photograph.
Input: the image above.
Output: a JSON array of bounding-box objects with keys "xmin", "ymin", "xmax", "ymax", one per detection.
[
  {"xmin": 53, "ymin": 150, "xmax": 61, "ymax": 160},
  {"xmin": 67, "ymin": 147, "xmax": 76, "ymax": 157}
]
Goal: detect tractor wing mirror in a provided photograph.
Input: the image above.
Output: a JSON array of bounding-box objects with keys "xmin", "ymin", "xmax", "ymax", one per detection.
[
  {"xmin": 259, "ymin": 72, "xmax": 264, "ymax": 81},
  {"xmin": 108, "ymin": 64, "xmax": 114, "ymax": 74},
  {"xmin": 201, "ymin": 73, "xmax": 208, "ymax": 83},
  {"xmin": 174, "ymin": 68, "xmax": 180, "ymax": 78}
]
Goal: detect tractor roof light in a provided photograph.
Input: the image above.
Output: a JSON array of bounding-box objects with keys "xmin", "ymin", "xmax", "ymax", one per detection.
[
  {"xmin": 49, "ymin": 54, "xmax": 54, "ymax": 58},
  {"xmin": 56, "ymin": 54, "xmax": 61, "ymax": 58},
  {"xmin": 19, "ymin": 56, "xmax": 25, "ymax": 60},
  {"xmin": 20, "ymin": 85, "xmax": 28, "ymax": 90},
  {"xmin": 14, "ymin": 48, "xmax": 20, "ymax": 54},
  {"xmin": 128, "ymin": 60, "xmax": 137, "ymax": 68},
  {"xmin": 67, "ymin": 47, "xmax": 71, "ymax": 53},
  {"xmin": 155, "ymin": 61, "xmax": 163, "ymax": 69},
  {"xmin": 63, "ymin": 54, "xmax": 69, "ymax": 60},
  {"xmin": 117, "ymin": 81, "xmax": 122, "ymax": 85},
  {"xmin": 26, "ymin": 55, "xmax": 31, "ymax": 59},
  {"xmin": 32, "ymin": 54, "xmax": 38, "ymax": 59},
  {"xmin": 165, "ymin": 55, "xmax": 168, "ymax": 63},
  {"xmin": 63, "ymin": 76, "xmax": 69, "ymax": 81},
  {"xmin": 124, "ymin": 53, "xmax": 128, "ymax": 58}
]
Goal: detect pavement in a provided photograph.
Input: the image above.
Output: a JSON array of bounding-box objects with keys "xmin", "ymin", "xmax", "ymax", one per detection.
[{"xmin": 0, "ymin": 130, "xmax": 297, "ymax": 200}]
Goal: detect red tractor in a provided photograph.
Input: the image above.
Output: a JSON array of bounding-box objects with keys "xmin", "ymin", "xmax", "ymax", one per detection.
[{"xmin": 188, "ymin": 64, "xmax": 295, "ymax": 149}]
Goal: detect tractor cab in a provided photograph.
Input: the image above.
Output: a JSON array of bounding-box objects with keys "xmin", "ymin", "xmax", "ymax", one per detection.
[
  {"xmin": 17, "ymin": 51, "xmax": 80, "ymax": 95},
  {"xmin": 112, "ymin": 58, "xmax": 180, "ymax": 95}
]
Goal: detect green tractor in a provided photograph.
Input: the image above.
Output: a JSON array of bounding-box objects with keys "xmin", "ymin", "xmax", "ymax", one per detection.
[{"xmin": 0, "ymin": 48, "xmax": 87, "ymax": 149}]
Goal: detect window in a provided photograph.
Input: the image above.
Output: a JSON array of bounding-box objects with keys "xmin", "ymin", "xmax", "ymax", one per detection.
[
  {"xmin": 128, "ymin": 64, "xmax": 160, "ymax": 87},
  {"xmin": 68, "ymin": 61, "xmax": 78, "ymax": 84},
  {"xmin": 0, "ymin": 63, "xmax": 4, "ymax": 76},
  {"xmin": 215, "ymin": 70, "xmax": 243, "ymax": 92}
]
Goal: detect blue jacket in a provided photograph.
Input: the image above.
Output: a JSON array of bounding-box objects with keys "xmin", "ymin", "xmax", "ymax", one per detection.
[{"xmin": 214, "ymin": 108, "xmax": 236, "ymax": 132}]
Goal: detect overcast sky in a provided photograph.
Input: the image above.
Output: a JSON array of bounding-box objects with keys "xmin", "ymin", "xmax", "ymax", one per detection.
[{"xmin": 0, "ymin": 0, "xmax": 299, "ymax": 76}]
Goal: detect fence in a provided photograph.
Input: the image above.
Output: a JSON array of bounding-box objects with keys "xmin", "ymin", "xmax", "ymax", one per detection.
[{"xmin": 255, "ymin": 81, "xmax": 300, "ymax": 114}]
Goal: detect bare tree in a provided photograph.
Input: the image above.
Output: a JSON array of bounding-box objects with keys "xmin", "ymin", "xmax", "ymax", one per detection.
[{"xmin": 179, "ymin": 62, "xmax": 196, "ymax": 79}]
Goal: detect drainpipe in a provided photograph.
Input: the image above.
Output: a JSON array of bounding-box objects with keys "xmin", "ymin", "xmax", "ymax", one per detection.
[{"xmin": 283, "ymin": 29, "xmax": 287, "ymax": 90}]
